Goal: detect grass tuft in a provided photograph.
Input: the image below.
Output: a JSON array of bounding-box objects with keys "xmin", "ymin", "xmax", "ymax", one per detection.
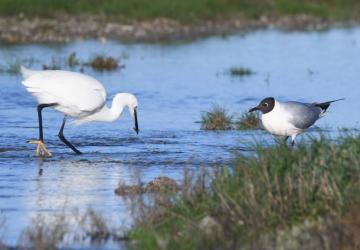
[
  {"xmin": 236, "ymin": 111, "xmax": 260, "ymax": 130},
  {"xmin": 89, "ymin": 56, "xmax": 119, "ymax": 71},
  {"xmin": 200, "ymin": 105, "xmax": 261, "ymax": 131},
  {"xmin": 201, "ymin": 105, "xmax": 234, "ymax": 130}
]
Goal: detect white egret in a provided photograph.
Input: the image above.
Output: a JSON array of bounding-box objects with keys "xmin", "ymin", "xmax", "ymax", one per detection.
[{"xmin": 20, "ymin": 66, "xmax": 139, "ymax": 157}]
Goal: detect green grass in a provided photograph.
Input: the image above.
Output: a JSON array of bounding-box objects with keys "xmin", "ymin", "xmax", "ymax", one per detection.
[
  {"xmin": 0, "ymin": 0, "xmax": 359, "ymax": 22},
  {"xmin": 201, "ymin": 105, "xmax": 233, "ymax": 130},
  {"xmin": 200, "ymin": 105, "xmax": 260, "ymax": 131},
  {"xmin": 128, "ymin": 134, "xmax": 360, "ymax": 249},
  {"xmin": 236, "ymin": 111, "xmax": 260, "ymax": 130}
]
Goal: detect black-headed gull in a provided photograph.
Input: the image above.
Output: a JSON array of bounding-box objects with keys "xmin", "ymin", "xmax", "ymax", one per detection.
[{"xmin": 249, "ymin": 97, "xmax": 344, "ymax": 146}]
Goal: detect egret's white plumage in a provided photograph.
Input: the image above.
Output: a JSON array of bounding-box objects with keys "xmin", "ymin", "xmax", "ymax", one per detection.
[
  {"xmin": 20, "ymin": 66, "xmax": 139, "ymax": 156},
  {"xmin": 21, "ymin": 66, "xmax": 106, "ymax": 117}
]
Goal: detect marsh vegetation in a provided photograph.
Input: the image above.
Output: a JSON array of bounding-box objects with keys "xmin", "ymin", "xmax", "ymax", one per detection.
[
  {"xmin": 0, "ymin": 0, "xmax": 359, "ymax": 21},
  {"xmin": 0, "ymin": 58, "xmax": 37, "ymax": 74},
  {"xmin": 88, "ymin": 56, "xmax": 119, "ymax": 71},
  {"xmin": 201, "ymin": 105, "xmax": 234, "ymax": 130},
  {"xmin": 0, "ymin": 52, "xmax": 124, "ymax": 75},
  {"xmin": 201, "ymin": 105, "xmax": 260, "ymax": 131},
  {"xmin": 0, "ymin": 28, "xmax": 358, "ymax": 249},
  {"xmin": 236, "ymin": 111, "xmax": 260, "ymax": 130},
  {"xmin": 64, "ymin": 53, "xmax": 123, "ymax": 71},
  {"xmin": 14, "ymin": 209, "xmax": 127, "ymax": 250},
  {"xmin": 128, "ymin": 135, "xmax": 360, "ymax": 250},
  {"xmin": 115, "ymin": 177, "xmax": 179, "ymax": 196}
]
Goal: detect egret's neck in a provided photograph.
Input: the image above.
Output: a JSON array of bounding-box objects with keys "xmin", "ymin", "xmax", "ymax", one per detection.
[
  {"xmin": 74, "ymin": 93, "xmax": 136, "ymax": 125},
  {"xmin": 91, "ymin": 104, "xmax": 125, "ymax": 123}
]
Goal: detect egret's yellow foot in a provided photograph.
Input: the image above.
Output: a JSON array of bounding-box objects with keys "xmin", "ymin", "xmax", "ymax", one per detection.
[{"xmin": 28, "ymin": 140, "xmax": 52, "ymax": 157}]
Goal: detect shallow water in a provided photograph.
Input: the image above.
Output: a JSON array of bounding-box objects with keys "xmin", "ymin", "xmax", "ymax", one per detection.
[{"xmin": 0, "ymin": 28, "xmax": 360, "ymax": 248}]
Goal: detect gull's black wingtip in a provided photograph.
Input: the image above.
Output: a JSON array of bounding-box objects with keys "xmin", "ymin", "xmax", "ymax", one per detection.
[{"xmin": 315, "ymin": 98, "xmax": 345, "ymax": 111}]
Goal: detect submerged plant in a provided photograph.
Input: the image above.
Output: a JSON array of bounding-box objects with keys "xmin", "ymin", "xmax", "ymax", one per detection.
[
  {"xmin": 0, "ymin": 216, "xmax": 5, "ymax": 248},
  {"xmin": 42, "ymin": 57, "xmax": 61, "ymax": 70},
  {"xmin": 228, "ymin": 66, "xmax": 254, "ymax": 77},
  {"xmin": 0, "ymin": 62, "xmax": 20, "ymax": 74},
  {"xmin": 201, "ymin": 105, "xmax": 234, "ymax": 130},
  {"xmin": 0, "ymin": 58, "xmax": 36, "ymax": 75},
  {"xmin": 66, "ymin": 52, "xmax": 80, "ymax": 67}
]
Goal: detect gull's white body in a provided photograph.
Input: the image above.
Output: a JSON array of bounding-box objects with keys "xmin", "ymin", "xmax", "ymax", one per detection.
[
  {"xmin": 21, "ymin": 67, "xmax": 106, "ymax": 118},
  {"xmin": 261, "ymin": 100, "xmax": 303, "ymax": 140},
  {"xmin": 251, "ymin": 97, "xmax": 343, "ymax": 145},
  {"xmin": 261, "ymin": 99, "xmax": 325, "ymax": 141}
]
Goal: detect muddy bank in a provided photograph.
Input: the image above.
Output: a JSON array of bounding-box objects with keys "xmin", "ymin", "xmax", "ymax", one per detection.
[{"xmin": 0, "ymin": 14, "xmax": 358, "ymax": 43}]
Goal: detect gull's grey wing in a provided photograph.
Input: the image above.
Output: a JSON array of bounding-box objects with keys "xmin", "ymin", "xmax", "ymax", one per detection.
[{"xmin": 282, "ymin": 101, "xmax": 322, "ymax": 129}]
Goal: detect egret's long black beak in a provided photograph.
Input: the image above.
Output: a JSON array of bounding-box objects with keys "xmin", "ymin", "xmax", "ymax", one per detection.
[
  {"xmin": 133, "ymin": 108, "xmax": 139, "ymax": 134},
  {"xmin": 249, "ymin": 106, "xmax": 259, "ymax": 113}
]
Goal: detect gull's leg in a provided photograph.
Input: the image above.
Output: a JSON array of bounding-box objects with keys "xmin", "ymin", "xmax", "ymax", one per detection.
[
  {"xmin": 284, "ymin": 136, "xmax": 289, "ymax": 145},
  {"xmin": 58, "ymin": 116, "xmax": 82, "ymax": 154},
  {"xmin": 28, "ymin": 103, "xmax": 57, "ymax": 157},
  {"xmin": 290, "ymin": 134, "xmax": 297, "ymax": 147}
]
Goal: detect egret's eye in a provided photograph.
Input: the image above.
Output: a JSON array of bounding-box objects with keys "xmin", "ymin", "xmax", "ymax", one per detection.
[{"xmin": 263, "ymin": 102, "xmax": 268, "ymax": 107}]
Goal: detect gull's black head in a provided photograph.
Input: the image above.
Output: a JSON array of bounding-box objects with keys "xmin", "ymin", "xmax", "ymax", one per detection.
[{"xmin": 249, "ymin": 97, "xmax": 275, "ymax": 114}]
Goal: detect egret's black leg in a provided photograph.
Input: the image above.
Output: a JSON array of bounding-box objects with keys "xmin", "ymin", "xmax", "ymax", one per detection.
[
  {"xmin": 29, "ymin": 103, "xmax": 57, "ymax": 157},
  {"xmin": 37, "ymin": 103, "xmax": 57, "ymax": 141},
  {"xmin": 58, "ymin": 116, "xmax": 82, "ymax": 154},
  {"xmin": 291, "ymin": 140, "xmax": 296, "ymax": 147}
]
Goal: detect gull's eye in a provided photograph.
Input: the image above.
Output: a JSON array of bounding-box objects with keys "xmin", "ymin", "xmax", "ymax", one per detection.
[{"xmin": 262, "ymin": 102, "xmax": 268, "ymax": 107}]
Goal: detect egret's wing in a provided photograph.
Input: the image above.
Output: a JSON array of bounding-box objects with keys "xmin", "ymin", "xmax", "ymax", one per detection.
[
  {"xmin": 282, "ymin": 101, "xmax": 322, "ymax": 129},
  {"xmin": 22, "ymin": 70, "xmax": 106, "ymax": 114},
  {"xmin": 20, "ymin": 65, "xmax": 38, "ymax": 79}
]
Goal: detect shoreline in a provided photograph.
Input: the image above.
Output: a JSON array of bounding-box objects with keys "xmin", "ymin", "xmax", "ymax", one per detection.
[{"xmin": 0, "ymin": 15, "xmax": 359, "ymax": 44}]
